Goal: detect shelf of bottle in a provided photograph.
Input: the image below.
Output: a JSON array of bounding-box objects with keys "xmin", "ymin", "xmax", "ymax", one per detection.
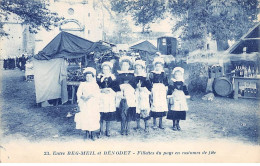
[
  {"xmin": 233, "ymin": 77, "xmax": 260, "ymax": 100},
  {"xmin": 236, "ymin": 95, "xmax": 260, "ymax": 99},
  {"xmin": 232, "ymin": 76, "xmax": 260, "ymax": 80}
]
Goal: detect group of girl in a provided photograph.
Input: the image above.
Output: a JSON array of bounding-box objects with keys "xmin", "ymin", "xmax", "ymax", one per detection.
[{"xmin": 74, "ymin": 56, "xmax": 190, "ymax": 141}]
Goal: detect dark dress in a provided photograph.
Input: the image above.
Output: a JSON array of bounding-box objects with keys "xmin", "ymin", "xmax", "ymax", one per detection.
[
  {"xmin": 134, "ymin": 75, "xmax": 152, "ymax": 120},
  {"xmin": 97, "ymin": 74, "xmax": 119, "ymax": 121},
  {"xmin": 149, "ymin": 71, "xmax": 169, "ymax": 118},
  {"xmin": 116, "ymin": 71, "xmax": 136, "ymax": 122},
  {"xmin": 167, "ymin": 81, "xmax": 189, "ymax": 120}
]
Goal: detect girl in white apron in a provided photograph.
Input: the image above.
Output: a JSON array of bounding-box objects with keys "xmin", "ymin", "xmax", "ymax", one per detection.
[
  {"xmin": 134, "ymin": 60, "xmax": 152, "ymax": 132},
  {"xmin": 74, "ymin": 67, "xmax": 101, "ymax": 141},
  {"xmin": 167, "ymin": 67, "xmax": 190, "ymax": 131},
  {"xmin": 97, "ymin": 61, "xmax": 118, "ymax": 137},
  {"xmin": 116, "ymin": 56, "xmax": 136, "ymax": 135},
  {"xmin": 149, "ymin": 57, "xmax": 168, "ymax": 129}
]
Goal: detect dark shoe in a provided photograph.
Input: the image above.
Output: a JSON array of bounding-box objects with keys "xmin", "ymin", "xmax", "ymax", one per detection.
[
  {"xmin": 125, "ymin": 130, "xmax": 130, "ymax": 135},
  {"xmin": 152, "ymin": 126, "xmax": 158, "ymax": 130},
  {"xmin": 121, "ymin": 131, "xmax": 125, "ymax": 135},
  {"xmin": 176, "ymin": 125, "xmax": 181, "ymax": 131},
  {"xmin": 159, "ymin": 126, "xmax": 165, "ymax": 130},
  {"xmin": 172, "ymin": 126, "xmax": 177, "ymax": 131},
  {"xmin": 106, "ymin": 131, "xmax": 111, "ymax": 137},
  {"xmin": 144, "ymin": 128, "xmax": 150, "ymax": 133}
]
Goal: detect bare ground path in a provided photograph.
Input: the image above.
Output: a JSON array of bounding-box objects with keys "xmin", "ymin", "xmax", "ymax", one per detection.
[{"xmin": 0, "ymin": 68, "xmax": 259, "ymax": 145}]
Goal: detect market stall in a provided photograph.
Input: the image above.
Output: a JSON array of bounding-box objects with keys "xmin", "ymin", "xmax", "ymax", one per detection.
[
  {"xmin": 225, "ymin": 23, "xmax": 260, "ymax": 99},
  {"xmin": 33, "ymin": 31, "xmax": 113, "ymax": 106}
]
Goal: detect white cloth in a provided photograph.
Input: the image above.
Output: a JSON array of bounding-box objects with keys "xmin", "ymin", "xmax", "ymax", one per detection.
[
  {"xmin": 170, "ymin": 89, "xmax": 188, "ymax": 111},
  {"xmin": 135, "ymin": 87, "xmax": 150, "ymax": 114},
  {"xmin": 151, "ymin": 83, "xmax": 168, "ymax": 112},
  {"xmin": 100, "ymin": 88, "xmax": 116, "ymax": 113},
  {"xmin": 25, "ymin": 62, "xmax": 34, "ymax": 76},
  {"xmin": 119, "ymin": 84, "xmax": 136, "ymax": 107},
  {"xmin": 33, "ymin": 58, "xmax": 66, "ymax": 103},
  {"xmin": 74, "ymin": 81, "xmax": 100, "ymax": 131}
]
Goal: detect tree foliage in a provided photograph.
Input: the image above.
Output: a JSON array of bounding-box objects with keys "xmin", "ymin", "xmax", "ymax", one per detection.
[
  {"xmin": 111, "ymin": 0, "xmax": 259, "ymax": 51},
  {"xmin": 111, "ymin": 0, "xmax": 167, "ymax": 33},
  {"xmin": 0, "ymin": 0, "xmax": 63, "ymax": 36}
]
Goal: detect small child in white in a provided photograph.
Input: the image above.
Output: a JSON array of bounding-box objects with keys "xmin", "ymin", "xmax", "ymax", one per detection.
[
  {"xmin": 74, "ymin": 67, "xmax": 101, "ymax": 140},
  {"xmin": 167, "ymin": 67, "xmax": 190, "ymax": 131}
]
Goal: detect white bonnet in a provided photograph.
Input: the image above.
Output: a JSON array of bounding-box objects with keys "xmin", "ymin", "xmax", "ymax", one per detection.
[{"xmin": 83, "ymin": 67, "xmax": 96, "ymax": 76}]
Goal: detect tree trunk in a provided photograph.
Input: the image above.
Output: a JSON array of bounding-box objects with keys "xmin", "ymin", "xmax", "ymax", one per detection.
[{"xmin": 216, "ymin": 39, "xmax": 229, "ymax": 51}]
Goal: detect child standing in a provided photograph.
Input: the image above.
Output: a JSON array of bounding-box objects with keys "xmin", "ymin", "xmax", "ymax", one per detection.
[
  {"xmin": 97, "ymin": 61, "xmax": 118, "ymax": 137},
  {"xmin": 116, "ymin": 56, "xmax": 136, "ymax": 135},
  {"xmin": 167, "ymin": 67, "xmax": 190, "ymax": 131},
  {"xmin": 74, "ymin": 67, "xmax": 101, "ymax": 140},
  {"xmin": 134, "ymin": 60, "xmax": 152, "ymax": 132},
  {"xmin": 149, "ymin": 57, "xmax": 168, "ymax": 129}
]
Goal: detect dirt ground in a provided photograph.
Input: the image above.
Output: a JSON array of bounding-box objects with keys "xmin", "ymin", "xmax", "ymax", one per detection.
[{"xmin": 0, "ymin": 65, "xmax": 259, "ymax": 146}]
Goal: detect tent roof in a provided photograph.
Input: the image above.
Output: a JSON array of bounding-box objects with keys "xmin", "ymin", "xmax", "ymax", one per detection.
[
  {"xmin": 34, "ymin": 31, "xmax": 95, "ymax": 60},
  {"xmin": 130, "ymin": 40, "xmax": 157, "ymax": 54},
  {"xmin": 227, "ymin": 23, "xmax": 260, "ymax": 54}
]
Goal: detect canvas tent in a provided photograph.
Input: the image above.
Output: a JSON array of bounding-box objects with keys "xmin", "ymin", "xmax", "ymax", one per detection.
[
  {"xmin": 34, "ymin": 31, "xmax": 95, "ymax": 60},
  {"xmin": 33, "ymin": 31, "xmax": 105, "ymax": 105},
  {"xmin": 130, "ymin": 40, "xmax": 157, "ymax": 54},
  {"xmin": 130, "ymin": 40, "xmax": 158, "ymax": 67}
]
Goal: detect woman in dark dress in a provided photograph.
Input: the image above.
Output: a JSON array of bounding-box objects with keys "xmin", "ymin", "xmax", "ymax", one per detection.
[
  {"xmin": 116, "ymin": 56, "xmax": 136, "ymax": 135},
  {"xmin": 167, "ymin": 67, "xmax": 190, "ymax": 131},
  {"xmin": 149, "ymin": 57, "xmax": 169, "ymax": 129},
  {"xmin": 133, "ymin": 60, "xmax": 152, "ymax": 132},
  {"xmin": 97, "ymin": 61, "xmax": 118, "ymax": 137}
]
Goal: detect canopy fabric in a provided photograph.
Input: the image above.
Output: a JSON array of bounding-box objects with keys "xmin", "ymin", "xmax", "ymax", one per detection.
[
  {"xmin": 34, "ymin": 31, "xmax": 95, "ymax": 60},
  {"xmin": 130, "ymin": 40, "xmax": 157, "ymax": 54},
  {"xmin": 33, "ymin": 58, "xmax": 68, "ymax": 103}
]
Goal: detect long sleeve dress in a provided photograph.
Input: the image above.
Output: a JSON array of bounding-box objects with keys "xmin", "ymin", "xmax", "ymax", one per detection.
[
  {"xmin": 116, "ymin": 70, "xmax": 136, "ymax": 121},
  {"xmin": 149, "ymin": 70, "xmax": 169, "ymax": 118},
  {"xmin": 97, "ymin": 73, "xmax": 118, "ymax": 121},
  {"xmin": 134, "ymin": 73, "xmax": 152, "ymax": 120},
  {"xmin": 74, "ymin": 81, "xmax": 101, "ymax": 131},
  {"xmin": 167, "ymin": 80, "xmax": 189, "ymax": 120}
]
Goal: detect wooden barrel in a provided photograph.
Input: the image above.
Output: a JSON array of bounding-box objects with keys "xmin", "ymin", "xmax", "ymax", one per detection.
[{"xmin": 213, "ymin": 77, "xmax": 233, "ymax": 97}]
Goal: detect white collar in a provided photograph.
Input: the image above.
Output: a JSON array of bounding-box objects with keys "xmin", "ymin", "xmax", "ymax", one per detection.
[
  {"xmin": 171, "ymin": 78, "xmax": 184, "ymax": 82},
  {"xmin": 134, "ymin": 72, "xmax": 147, "ymax": 77},
  {"xmin": 151, "ymin": 70, "xmax": 164, "ymax": 74},
  {"xmin": 98, "ymin": 73, "xmax": 116, "ymax": 82},
  {"xmin": 117, "ymin": 70, "xmax": 134, "ymax": 74}
]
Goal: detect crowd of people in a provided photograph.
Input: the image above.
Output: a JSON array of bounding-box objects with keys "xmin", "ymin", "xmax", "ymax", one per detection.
[
  {"xmin": 3, "ymin": 55, "xmax": 27, "ymax": 70},
  {"xmin": 74, "ymin": 55, "xmax": 190, "ymax": 141}
]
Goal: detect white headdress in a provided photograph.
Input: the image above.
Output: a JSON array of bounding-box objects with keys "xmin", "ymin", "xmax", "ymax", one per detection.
[
  {"xmin": 83, "ymin": 67, "xmax": 96, "ymax": 76},
  {"xmin": 119, "ymin": 56, "xmax": 133, "ymax": 64},
  {"xmin": 156, "ymin": 52, "xmax": 162, "ymax": 56},
  {"xmin": 172, "ymin": 67, "xmax": 184, "ymax": 82},
  {"xmin": 153, "ymin": 57, "xmax": 164, "ymax": 66},
  {"xmin": 172, "ymin": 67, "xmax": 184, "ymax": 74},
  {"xmin": 101, "ymin": 61, "xmax": 113, "ymax": 69},
  {"xmin": 134, "ymin": 60, "xmax": 146, "ymax": 68}
]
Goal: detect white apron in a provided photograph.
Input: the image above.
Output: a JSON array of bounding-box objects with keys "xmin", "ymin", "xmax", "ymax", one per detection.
[
  {"xmin": 117, "ymin": 84, "xmax": 136, "ymax": 107},
  {"xmin": 100, "ymin": 88, "xmax": 116, "ymax": 113},
  {"xmin": 170, "ymin": 89, "xmax": 188, "ymax": 111},
  {"xmin": 74, "ymin": 82, "xmax": 100, "ymax": 131},
  {"xmin": 151, "ymin": 83, "xmax": 168, "ymax": 112},
  {"xmin": 135, "ymin": 87, "xmax": 150, "ymax": 114}
]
